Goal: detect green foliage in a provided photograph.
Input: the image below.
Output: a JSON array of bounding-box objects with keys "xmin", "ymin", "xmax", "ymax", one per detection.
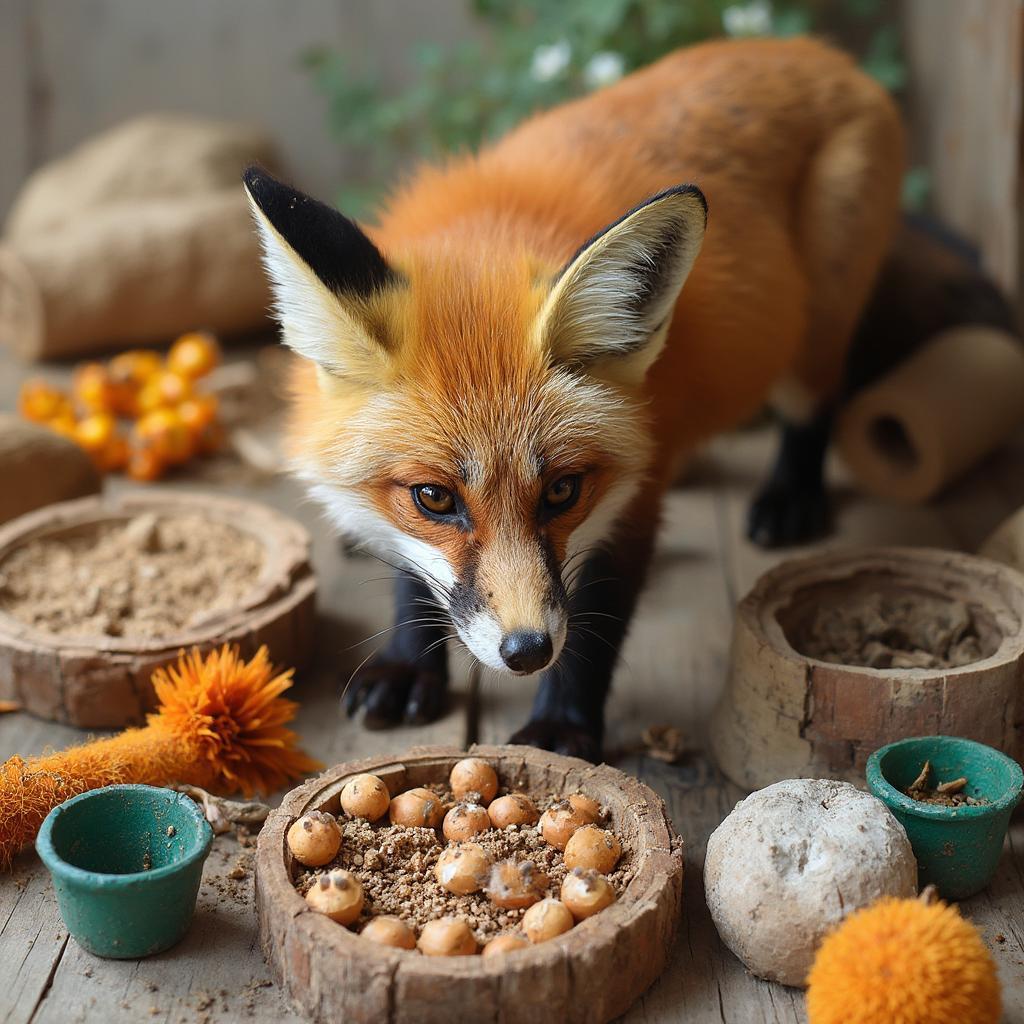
[{"xmin": 306, "ymin": 0, "xmax": 911, "ymax": 216}]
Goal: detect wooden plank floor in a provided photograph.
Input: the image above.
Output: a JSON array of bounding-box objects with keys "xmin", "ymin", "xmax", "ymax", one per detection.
[{"xmin": 2, "ymin": 351, "xmax": 1024, "ymax": 1022}]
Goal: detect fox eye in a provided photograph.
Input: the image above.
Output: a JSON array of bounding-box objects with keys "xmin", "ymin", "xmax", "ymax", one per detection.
[
  {"xmin": 541, "ymin": 474, "xmax": 580, "ymax": 515},
  {"xmin": 412, "ymin": 484, "xmax": 456, "ymax": 517}
]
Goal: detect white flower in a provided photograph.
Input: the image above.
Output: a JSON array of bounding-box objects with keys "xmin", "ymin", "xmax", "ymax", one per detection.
[
  {"xmin": 531, "ymin": 40, "xmax": 572, "ymax": 82},
  {"xmin": 584, "ymin": 51, "xmax": 625, "ymax": 90},
  {"xmin": 722, "ymin": 0, "xmax": 773, "ymax": 37}
]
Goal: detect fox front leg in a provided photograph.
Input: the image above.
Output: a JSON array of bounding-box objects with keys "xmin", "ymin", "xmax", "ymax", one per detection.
[
  {"xmin": 344, "ymin": 572, "xmax": 449, "ymax": 728},
  {"xmin": 509, "ymin": 516, "xmax": 657, "ymax": 762}
]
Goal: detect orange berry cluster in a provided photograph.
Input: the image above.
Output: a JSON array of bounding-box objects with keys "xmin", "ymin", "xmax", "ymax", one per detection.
[{"xmin": 18, "ymin": 332, "xmax": 223, "ymax": 482}]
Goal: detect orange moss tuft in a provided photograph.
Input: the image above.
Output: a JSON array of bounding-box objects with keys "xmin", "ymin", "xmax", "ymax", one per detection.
[
  {"xmin": 0, "ymin": 645, "xmax": 320, "ymax": 868},
  {"xmin": 806, "ymin": 896, "xmax": 1001, "ymax": 1024}
]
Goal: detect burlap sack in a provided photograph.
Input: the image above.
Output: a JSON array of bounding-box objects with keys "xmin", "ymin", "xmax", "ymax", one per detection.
[
  {"xmin": 0, "ymin": 189, "xmax": 271, "ymax": 360},
  {"xmin": 0, "ymin": 115, "xmax": 280, "ymax": 359},
  {"xmin": 5, "ymin": 114, "xmax": 278, "ymax": 239}
]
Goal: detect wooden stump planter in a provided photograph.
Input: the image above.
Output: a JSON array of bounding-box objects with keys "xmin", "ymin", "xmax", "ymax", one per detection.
[
  {"xmin": 255, "ymin": 745, "xmax": 683, "ymax": 1024},
  {"xmin": 0, "ymin": 491, "xmax": 316, "ymax": 728},
  {"xmin": 710, "ymin": 548, "xmax": 1024, "ymax": 790}
]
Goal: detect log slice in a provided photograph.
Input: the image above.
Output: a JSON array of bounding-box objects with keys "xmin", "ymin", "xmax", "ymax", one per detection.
[
  {"xmin": 0, "ymin": 491, "xmax": 316, "ymax": 727},
  {"xmin": 255, "ymin": 744, "xmax": 683, "ymax": 1024},
  {"xmin": 710, "ymin": 547, "xmax": 1024, "ymax": 789}
]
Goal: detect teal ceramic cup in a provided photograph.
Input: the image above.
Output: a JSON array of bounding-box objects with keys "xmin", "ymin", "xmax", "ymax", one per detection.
[
  {"xmin": 866, "ymin": 736, "xmax": 1023, "ymax": 900},
  {"xmin": 37, "ymin": 784, "xmax": 213, "ymax": 958}
]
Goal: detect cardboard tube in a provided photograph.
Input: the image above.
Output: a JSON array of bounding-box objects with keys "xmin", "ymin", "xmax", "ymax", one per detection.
[
  {"xmin": 0, "ymin": 189, "xmax": 270, "ymax": 360},
  {"xmin": 836, "ymin": 326, "xmax": 1024, "ymax": 502}
]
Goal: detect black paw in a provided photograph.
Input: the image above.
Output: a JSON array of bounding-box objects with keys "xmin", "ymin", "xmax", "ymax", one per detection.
[
  {"xmin": 747, "ymin": 483, "xmax": 830, "ymax": 549},
  {"xmin": 508, "ymin": 718, "xmax": 602, "ymax": 763},
  {"xmin": 343, "ymin": 658, "xmax": 448, "ymax": 729}
]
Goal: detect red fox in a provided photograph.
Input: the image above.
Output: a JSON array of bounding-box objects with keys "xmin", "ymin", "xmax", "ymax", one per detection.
[{"xmin": 244, "ymin": 36, "xmax": 907, "ymax": 759}]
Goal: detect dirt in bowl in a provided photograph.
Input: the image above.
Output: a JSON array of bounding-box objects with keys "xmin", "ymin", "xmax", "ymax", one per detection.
[
  {"xmin": 294, "ymin": 787, "xmax": 635, "ymax": 946},
  {"xmin": 0, "ymin": 513, "xmax": 264, "ymax": 640},
  {"xmin": 798, "ymin": 592, "xmax": 984, "ymax": 670},
  {"xmin": 904, "ymin": 760, "xmax": 990, "ymax": 807}
]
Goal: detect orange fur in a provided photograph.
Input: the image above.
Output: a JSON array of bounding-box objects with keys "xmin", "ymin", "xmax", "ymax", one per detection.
[
  {"xmin": 283, "ymin": 37, "xmax": 903, "ymax": 639},
  {"xmin": 292, "ymin": 36, "xmax": 901, "ymax": 459}
]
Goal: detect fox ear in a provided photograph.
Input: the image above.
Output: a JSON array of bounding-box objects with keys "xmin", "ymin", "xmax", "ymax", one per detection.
[
  {"xmin": 535, "ymin": 185, "xmax": 707, "ymax": 385},
  {"xmin": 243, "ymin": 165, "xmax": 399, "ymax": 381}
]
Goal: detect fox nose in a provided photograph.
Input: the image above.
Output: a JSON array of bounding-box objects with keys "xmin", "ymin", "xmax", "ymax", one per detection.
[{"xmin": 499, "ymin": 630, "xmax": 553, "ymax": 674}]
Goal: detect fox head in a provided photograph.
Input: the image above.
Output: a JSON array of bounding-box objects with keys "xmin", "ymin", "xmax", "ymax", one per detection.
[{"xmin": 244, "ymin": 166, "xmax": 705, "ymax": 675}]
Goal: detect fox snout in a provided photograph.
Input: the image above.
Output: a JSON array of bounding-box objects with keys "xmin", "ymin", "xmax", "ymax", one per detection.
[{"xmin": 447, "ymin": 539, "xmax": 568, "ymax": 675}]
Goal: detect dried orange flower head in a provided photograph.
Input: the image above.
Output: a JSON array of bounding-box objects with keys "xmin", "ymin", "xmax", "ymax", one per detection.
[
  {"xmin": 149, "ymin": 644, "xmax": 320, "ymax": 797},
  {"xmin": 806, "ymin": 895, "xmax": 1001, "ymax": 1024}
]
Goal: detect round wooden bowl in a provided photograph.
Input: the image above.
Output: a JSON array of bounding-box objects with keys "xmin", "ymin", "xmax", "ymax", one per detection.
[
  {"xmin": 0, "ymin": 491, "xmax": 316, "ymax": 728},
  {"xmin": 255, "ymin": 744, "xmax": 683, "ymax": 1024},
  {"xmin": 710, "ymin": 547, "xmax": 1024, "ymax": 790}
]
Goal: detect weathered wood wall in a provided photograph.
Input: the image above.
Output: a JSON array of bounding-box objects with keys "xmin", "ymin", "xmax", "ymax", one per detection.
[
  {"xmin": 904, "ymin": 0, "xmax": 1023, "ymax": 299},
  {"xmin": 0, "ymin": 0, "xmax": 474, "ymax": 217},
  {"xmin": 2, "ymin": 0, "xmax": 1020, "ymax": 304}
]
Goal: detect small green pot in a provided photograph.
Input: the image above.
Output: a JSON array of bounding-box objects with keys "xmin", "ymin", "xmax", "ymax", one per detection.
[
  {"xmin": 37, "ymin": 784, "xmax": 213, "ymax": 958},
  {"xmin": 866, "ymin": 736, "xmax": 1023, "ymax": 900}
]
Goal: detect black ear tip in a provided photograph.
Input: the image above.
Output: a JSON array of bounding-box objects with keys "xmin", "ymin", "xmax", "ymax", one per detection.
[{"xmin": 242, "ymin": 163, "xmax": 278, "ymax": 199}]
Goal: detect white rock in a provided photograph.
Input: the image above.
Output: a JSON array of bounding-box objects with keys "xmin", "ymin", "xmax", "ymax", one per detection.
[{"xmin": 704, "ymin": 778, "xmax": 916, "ymax": 987}]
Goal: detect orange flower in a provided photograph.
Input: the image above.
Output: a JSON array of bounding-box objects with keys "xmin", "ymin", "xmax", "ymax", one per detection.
[
  {"xmin": 137, "ymin": 370, "xmax": 193, "ymax": 414},
  {"xmin": 72, "ymin": 362, "xmax": 116, "ymax": 414},
  {"xmin": 74, "ymin": 412, "xmax": 118, "ymax": 453},
  {"xmin": 126, "ymin": 445, "xmax": 166, "ymax": 482},
  {"xmin": 149, "ymin": 645, "xmax": 317, "ymax": 797},
  {"xmin": 19, "ymin": 378, "xmax": 71, "ymax": 424},
  {"xmin": 133, "ymin": 408, "xmax": 194, "ymax": 465},
  {"xmin": 168, "ymin": 331, "xmax": 220, "ymax": 380},
  {"xmin": 806, "ymin": 895, "xmax": 1001, "ymax": 1024},
  {"xmin": 0, "ymin": 645, "xmax": 320, "ymax": 868}
]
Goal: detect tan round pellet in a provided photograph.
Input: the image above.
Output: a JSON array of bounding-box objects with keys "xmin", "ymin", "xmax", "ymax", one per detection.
[
  {"xmin": 560, "ymin": 868, "xmax": 615, "ymax": 920},
  {"xmin": 450, "ymin": 757, "xmax": 499, "ymax": 805},
  {"xmin": 304, "ymin": 869, "xmax": 364, "ymax": 925},
  {"xmin": 482, "ymin": 933, "xmax": 531, "ymax": 957},
  {"xmin": 568, "ymin": 793, "xmax": 602, "ymax": 821},
  {"xmin": 340, "ymin": 773, "xmax": 390, "ymax": 821},
  {"xmin": 286, "ymin": 810, "xmax": 341, "ymax": 867},
  {"xmin": 539, "ymin": 800, "xmax": 593, "ymax": 850},
  {"xmin": 442, "ymin": 802, "xmax": 491, "ymax": 842},
  {"xmin": 522, "ymin": 898, "xmax": 575, "ymax": 943},
  {"xmin": 487, "ymin": 793, "xmax": 539, "ymax": 829},
  {"xmin": 360, "ymin": 915, "xmax": 416, "ymax": 949},
  {"xmin": 435, "ymin": 842, "xmax": 492, "ymax": 895},
  {"xmin": 389, "ymin": 788, "xmax": 445, "ymax": 828},
  {"xmin": 486, "ymin": 858, "xmax": 548, "ymax": 910},
  {"xmin": 563, "ymin": 825, "xmax": 622, "ymax": 873},
  {"xmin": 417, "ymin": 917, "xmax": 477, "ymax": 956}
]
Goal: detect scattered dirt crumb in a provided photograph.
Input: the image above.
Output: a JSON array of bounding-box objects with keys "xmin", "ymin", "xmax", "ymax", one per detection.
[
  {"xmin": 0, "ymin": 514, "xmax": 264, "ymax": 640},
  {"xmin": 798, "ymin": 593, "xmax": 985, "ymax": 669},
  {"xmin": 641, "ymin": 724, "xmax": 691, "ymax": 763}
]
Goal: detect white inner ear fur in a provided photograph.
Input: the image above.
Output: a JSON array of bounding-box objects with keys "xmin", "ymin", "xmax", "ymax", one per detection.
[
  {"xmin": 245, "ymin": 191, "xmax": 390, "ymax": 383},
  {"xmin": 534, "ymin": 190, "xmax": 706, "ymax": 386}
]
